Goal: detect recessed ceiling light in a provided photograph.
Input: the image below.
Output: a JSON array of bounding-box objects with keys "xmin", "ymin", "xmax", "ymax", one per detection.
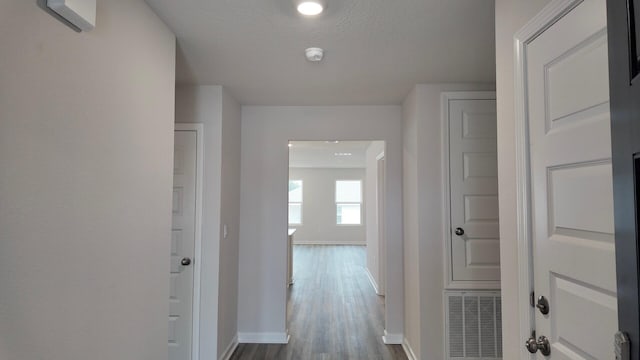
[
  {"xmin": 297, "ymin": 1, "xmax": 324, "ymax": 16},
  {"xmin": 326, "ymin": 140, "xmax": 339, "ymax": 144},
  {"xmin": 334, "ymin": 152, "xmax": 352, "ymax": 156}
]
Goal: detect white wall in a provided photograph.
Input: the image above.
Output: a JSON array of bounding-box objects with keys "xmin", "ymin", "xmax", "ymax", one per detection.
[
  {"xmin": 175, "ymin": 85, "xmax": 242, "ymax": 359},
  {"xmin": 218, "ymin": 89, "xmax": 242, "ymax": 357},
  {"xmin": 239, "ymin": 106, "xmax": 404, "ymax": 340},
  {"xmin": 494, "ymin": 1, "xmax": 551, "ymax": 359},
  {"xmin": 402, "ymin": 83, "xmax": 495, "ymax": 359},
  {"xmin": 402, "ymin": 86, "xmax": 422, "ymax": 358},
  {"xmin": 365, "ymin": 141, "xmax": 386, "ymax": 293},
  {"xmin": 0, "ymin": 2, "xmax": 176, "ymax": 360},
  {"xmin": 288, "ymin": 168, "xmax": 366, "ymax": 245}
]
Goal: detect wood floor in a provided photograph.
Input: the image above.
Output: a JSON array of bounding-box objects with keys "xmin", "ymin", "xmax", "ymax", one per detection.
[{"xmin": 230, "ymin": 245, "xmax": 407, "ymax": 360}]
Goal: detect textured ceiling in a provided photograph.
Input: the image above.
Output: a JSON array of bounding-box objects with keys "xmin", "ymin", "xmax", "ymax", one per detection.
[
  {"xmin": 289, "ymin": 141, "xmax": 370, "ymax": 168},
  {"xmin": 145, "ymin": 0, "xmax": 496, "ymax": 105}
]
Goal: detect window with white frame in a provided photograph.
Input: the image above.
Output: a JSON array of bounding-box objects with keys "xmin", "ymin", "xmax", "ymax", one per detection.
[
  {"xmin": 288, "ymin": 180, "xmax": 303, "ymax": 225},
  {"xmin": 335, "ymin": 180, "xmax": 362, "ymax": 225}
]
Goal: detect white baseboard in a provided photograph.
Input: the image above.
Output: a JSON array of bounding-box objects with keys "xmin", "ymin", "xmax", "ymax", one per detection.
[
  {"xmin": 382, "ymin": 330, "xmax": 403, "ymax": 345},
  {"xmin": 219, "ymin": 334, "xmax": 239, "ymax": 360},
  {"xmin": 364, "ymin": 267, "xmax": 382, "ymax": 295},
  {"xmin": 293, "ymin": 241, "xmax": 366, "ymax": 246},
  {"xmin": 237, "ymin": 331, "xmax": 290, "ymax": 344},
  {"xmin": 402, "ymin": 338, "xmax": 418, "ymax": 360}
]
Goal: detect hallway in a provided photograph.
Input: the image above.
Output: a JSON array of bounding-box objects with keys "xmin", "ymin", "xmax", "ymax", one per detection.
[{"xmin": 230, "ymin": 245, "xmax": 407, "ymax": 360}]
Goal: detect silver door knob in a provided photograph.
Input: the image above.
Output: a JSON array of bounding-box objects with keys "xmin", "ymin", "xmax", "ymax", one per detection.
[
  {"xmin": 525, "ymin": 335, "xmax": 551, "ymax": 356},
  {"xmin": 525, "ymin": 337, "xmax": 538, "ymax": 354},
  {"xmin": 181, "ymin": 257, "xmax": 192, "ymax": 266},
  {"xmin": 455, "ymin": 227, "xmax": 465, "ymax": 236}
]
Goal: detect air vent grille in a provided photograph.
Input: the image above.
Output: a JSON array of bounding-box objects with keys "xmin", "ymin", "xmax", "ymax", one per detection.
[{"xmin": 445, "ymin": 291, "xmax": 502, "ymax": 359}]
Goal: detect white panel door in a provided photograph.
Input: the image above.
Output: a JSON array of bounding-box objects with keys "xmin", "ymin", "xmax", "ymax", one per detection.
[
  {"xmin": 449, "ymin": 98, "xmax": 501, "ymax": 282},
  {"xmin": 170, "ymin": 131, "xmax": 197, "ymax": 360},
  {"xmin": 526, "ymin": 1, "xmax": 618, "ymax": 358}
]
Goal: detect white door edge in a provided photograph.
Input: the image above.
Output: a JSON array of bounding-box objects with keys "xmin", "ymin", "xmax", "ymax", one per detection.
[
  {"xmin": 376, "ymin": 153, "xmax": 385, "ymax": 295},
  {"xmin": 174, "ymin": 123, "xmax": 204, "ymax": 360},
  {"xmin": 440, "ymin": 91, "xmax": 499, "ymax": 291},
  {"xmin": 513, "ymin": 1, "xmax": 584, "ymax": 358}
]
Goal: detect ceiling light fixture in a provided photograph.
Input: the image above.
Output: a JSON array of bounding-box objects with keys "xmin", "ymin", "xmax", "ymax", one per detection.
[
  {"xmin": 334, "ymin": 152, "xmax": 352, "ymax": 156},
  {"xmin": 296, "ymin": 0, "xmax": 325, "ymax": 16}
]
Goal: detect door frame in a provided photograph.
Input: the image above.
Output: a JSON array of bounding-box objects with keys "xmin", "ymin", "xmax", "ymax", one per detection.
[
  {"xmin": 174, "ymin": 123, "xmax": 204, "ymax": 360},
  {"xmin": 441, "ymin": 91, "xmax": 500, "ymax": 290},
  {"xmin": 513, "ymin": 1, "xmax": 584, "ymax": 358},
  {"xmin": 376, "ymin": 151, "xmax": 386, "ymax": 295}
]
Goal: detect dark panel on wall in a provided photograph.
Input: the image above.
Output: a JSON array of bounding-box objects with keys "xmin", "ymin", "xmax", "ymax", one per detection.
[{"xmin": 607, "ymin": 0, "xmax": 640, "ymax": 358}]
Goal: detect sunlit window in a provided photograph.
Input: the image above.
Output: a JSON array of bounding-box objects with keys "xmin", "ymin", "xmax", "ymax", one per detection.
[
  {"xmin": 288, "ymin": 180, "xmax": 303, "ymax": 225},
  {"xmin": 335, "ymin": 180, "xmax": 362, "ymax": 225}
]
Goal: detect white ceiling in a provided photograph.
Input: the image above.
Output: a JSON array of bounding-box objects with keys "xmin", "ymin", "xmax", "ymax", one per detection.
[
  {"xmin": 289, "ymin": 141, "xmax": 371, "ymax": 168},
  {"xmin": 145, "ymin": 0, "xmax": 496, "ymax": 105}
]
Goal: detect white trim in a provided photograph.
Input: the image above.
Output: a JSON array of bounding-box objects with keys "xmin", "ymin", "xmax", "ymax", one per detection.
[
  {"xmin": 174, "ymin": 123, "xmax": 204, "ymax": 360},
  {"xmin": 237, "ymin": 332, "xmax": 290, "ymax": 344},
  {"xmin": 219, "ymin": 334, "xmax": 239, "ymax": 360},
  {"xmin": 513, "ymin": 1, "xmax": 582, "ymax": 358},
  {"xmin": 440, "ymin": 91, "xmax": 501, "ymax": 290},
  {"xmin": 376, "ymin": 154, "xmax": 386, "ymax": 296},
  {"xmin": 402, "ymin": 338, "xmax": 418, "ymax": 360},
  {"xmin": 382, "ymin": 330, "xmax": 403, "ymax": 345},
  {"xmin": 364, "ymin": 266, "xmax": 381, "ymax": 295}
]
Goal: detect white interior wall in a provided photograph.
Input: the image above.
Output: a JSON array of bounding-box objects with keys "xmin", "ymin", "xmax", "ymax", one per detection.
[
  {"xmin": 494, "ymin": 1, "xmax": 551, "ymax": 358},
  {"xmin": 176, "ymin": 85, "xmax": 242, "ymax": 358},
  {"xmin": 402, "ymin": 86, "xmax": 422, "ymax": 358},
  {"xmin": 288, "ymin": 168, "xmax": 366, "ymax": 245},
  {"xmin": 239, "ymin": 106, "xmax": 404, "ymax": 341},
  {"xmin": 365, "ymin": 141, "xmax": 386, "ymax": 293},
  {"xmin": 402, "ymin": 83, "xmax": 496, "ymax": 359},
  {"xmin": 218, "ymin": 89, "xmax": 242, "ymax": 357},
  {"xmin": 0, "ymin": 2, "xmax": 176, "ymax": 360}
]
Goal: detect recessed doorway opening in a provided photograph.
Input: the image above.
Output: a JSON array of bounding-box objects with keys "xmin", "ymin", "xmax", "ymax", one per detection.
[{"xmin": 281, "ymin": 140, "xmax": 402, "ymax": 358}]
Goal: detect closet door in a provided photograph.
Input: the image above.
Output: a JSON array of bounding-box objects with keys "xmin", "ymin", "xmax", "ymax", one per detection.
[{"xmin": 446, "ymin": 93, "xmax": 500, "ymax": 288}]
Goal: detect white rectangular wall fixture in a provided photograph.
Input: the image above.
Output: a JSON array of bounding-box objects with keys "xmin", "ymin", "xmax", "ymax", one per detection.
[
  {"xmin": 445, "ymin": 291, "xmax": 502, "ymax": 360},
  {"xmin": 47, "ymin": 0, "xmax": 96, "ymax": 31}
]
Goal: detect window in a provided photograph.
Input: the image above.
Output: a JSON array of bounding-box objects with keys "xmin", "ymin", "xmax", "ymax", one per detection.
[
  {"xmin": 336, "ymin": 180, "xmax": 362, "ymax": 225},
  {"xmin": 288, "ymin": 180, "xmax": 303, "ymax": 225}
]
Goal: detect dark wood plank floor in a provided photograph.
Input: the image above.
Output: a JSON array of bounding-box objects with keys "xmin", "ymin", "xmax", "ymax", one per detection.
[{"xmin": 230, "ymin": 245, "xmax": 407, "ymax": 360}]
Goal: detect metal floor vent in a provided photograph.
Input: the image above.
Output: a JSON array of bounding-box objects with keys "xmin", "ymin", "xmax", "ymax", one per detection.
[{"xmin": 445, "ymin": 291, "xmax": 502, "ymax": 359}]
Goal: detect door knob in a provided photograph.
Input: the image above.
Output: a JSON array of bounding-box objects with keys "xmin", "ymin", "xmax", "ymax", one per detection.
[
  {"xmin": 525, "ymin": 337, "xmax": 538, "ymax": 354},
  {"xmin": 525, "ymin": 335, "xmax": 551, "ymax": 356},
  {"xmin": 181, "ymin": 257, "xmax": 192, "ymax": 266},
  {"xmin": 536, "ymin": 295, "xmax": 550, "ymax": 315},
  {"xmin": 454, "ymin": 227, "xmax": 465, "ymax": 236}
]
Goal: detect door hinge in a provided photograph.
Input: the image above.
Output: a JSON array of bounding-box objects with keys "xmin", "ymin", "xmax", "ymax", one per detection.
[{"xmin": 615, "ymin": 331, "xmax": 630, "ymax": 360}]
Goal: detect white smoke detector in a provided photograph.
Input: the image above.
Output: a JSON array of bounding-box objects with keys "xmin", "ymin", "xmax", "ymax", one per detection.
[{"xmin": 305, "ymin": 48, "xmax": 324, "ymax": 62}]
